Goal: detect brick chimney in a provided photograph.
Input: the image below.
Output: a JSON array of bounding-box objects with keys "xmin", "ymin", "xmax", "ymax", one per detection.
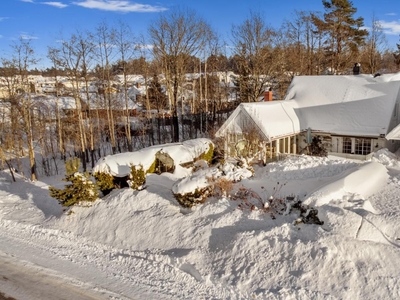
[{"xmin": 264, "ymin": 89, "xmax": 273, "ymax": 101}]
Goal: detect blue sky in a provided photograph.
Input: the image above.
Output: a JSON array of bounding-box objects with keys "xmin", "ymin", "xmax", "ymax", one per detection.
[{"xmin": 1, "ymin": 0, "xmax": 400, "ymax": 69}]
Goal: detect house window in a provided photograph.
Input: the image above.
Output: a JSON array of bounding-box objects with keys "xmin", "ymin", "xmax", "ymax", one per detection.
[
  {"xmin": 343, "ymin": 137, "xmax": 352, "ymax": 154},
  {"xmin": 355, "ymin": 138, "xmax": 371, "ymax": 155}
]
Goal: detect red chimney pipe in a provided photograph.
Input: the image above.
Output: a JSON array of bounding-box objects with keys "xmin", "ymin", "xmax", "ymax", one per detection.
[{"xmin": 264, "ymin": 90, "xmax": 273, "ymax": 101}]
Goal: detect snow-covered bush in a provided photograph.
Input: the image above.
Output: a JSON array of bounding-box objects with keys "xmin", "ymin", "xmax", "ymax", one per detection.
[
  {"xmin": 172, "ymin": 167, "xmax": 221, "ymax": 208},
  {"xmin": 200, "ymin": 143, "xmax": 214, "ymax": 163},
  {"xmin": 146, "ymin": 159, "xmax": 156, "ymax": 174},
  {"xmin": 129, "ymin": 164, "xmax": 146, "ymax": 190},
  {"xmin": 232, "ymin": 185, "xmax": 324, "ymax": 225},
  {"xmin": 94, "ymin": 172, "xmax": 115, "ymax": 196},
  {"xmin": 174, "ymin": 187, "xmax": 211, "ymax": 208},
  {"xmin": 208, "ymin": 177, "xmax": 234, "ymax": 198},
  {"xmin": 193, "ymin": 159, "xmax": 209, "ymax": 171},
  {"xmin": 172, "ymin": 161, "xmax": 253, "ymax": 208},
  {"xmin": 221, "ymin": 161, "xmax": 253, "ymax": 181},
  {"xmin": 92, "ymin": 138, "xmax": 213, "ymax": 177},
  {"xmin": 308, "ymin": 136, "xmax": 328, "ymax": 156},
  {"xmin": 49, "ymin": 158, "xmax": 98, "ymax": 206}
]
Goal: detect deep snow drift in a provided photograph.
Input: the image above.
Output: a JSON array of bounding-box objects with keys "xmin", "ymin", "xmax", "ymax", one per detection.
[{"xmin": 0, "ymin": 149, "xmax": 399, "ymax": 299}]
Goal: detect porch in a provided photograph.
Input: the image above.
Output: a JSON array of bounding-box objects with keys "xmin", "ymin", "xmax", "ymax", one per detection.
[{"xmin": 262, "ymin": 135, "xmax": 299, "ymax": 164}]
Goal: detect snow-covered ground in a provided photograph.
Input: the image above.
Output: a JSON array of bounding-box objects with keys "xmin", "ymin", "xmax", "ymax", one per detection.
[{"xmin": 0, "ymin": 150, "xmax": 400, "ymax": 299}]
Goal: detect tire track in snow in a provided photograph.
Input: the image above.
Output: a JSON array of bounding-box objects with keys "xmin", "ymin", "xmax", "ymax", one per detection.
[
  {"xmin": 0, "ymin": 252, "xmax": 112, "ymax": 300},
  {"xmin": 0, "ymin": 219, "xmax": 235, "ymax": 299}
]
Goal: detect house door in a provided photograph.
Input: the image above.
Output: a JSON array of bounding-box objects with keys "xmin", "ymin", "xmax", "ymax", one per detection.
[{"xmin": 332, "ymin": 137, "xmax": 343, "ymax": 153}]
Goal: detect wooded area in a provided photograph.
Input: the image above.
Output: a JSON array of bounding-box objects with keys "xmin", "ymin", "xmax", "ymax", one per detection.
[{"xmin": 1, "ymin": 0, "xmax": 400, "ymax": 181}]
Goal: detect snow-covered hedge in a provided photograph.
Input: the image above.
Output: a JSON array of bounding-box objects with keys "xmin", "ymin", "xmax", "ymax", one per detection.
[
  {"xmin": 172, "ymin": 162, "xmax": 253, "ymax": 208},
  {"xmin": 92, "ymin": 138, "xmax": 213, "ymax": 177}
]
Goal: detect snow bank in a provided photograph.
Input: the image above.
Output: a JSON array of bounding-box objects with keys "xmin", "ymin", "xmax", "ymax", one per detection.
[
  {"xmin": 259, "ymin": 155, "xmax": 358, "ymax": 181},
  {"xmin": 304, "ymin": 162, "xmax": 388, "ymax": 206},
  {"xmin": 2, "ymin": 152, "xmax": 400, "ymax": 299},
  {"xmin": 372, "ymin": 148, "xmax": 400, "ymax": 168},
  {"xmin": 92, "ymin": 138, "xmax": 212, "ymax": 177}
]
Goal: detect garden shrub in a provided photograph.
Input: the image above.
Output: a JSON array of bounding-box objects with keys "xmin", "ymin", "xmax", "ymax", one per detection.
[
  {"xmin": 208, "ymin": 176, "xmax": 234, "ymax": 198},
  {"xmin": 146, "ymin": 159, "xmax": 156, "ymax": 174},
  {"xmin": 49, "ymin": 157, "xmax": 98, "ymax": 207},
  {"xmin": 201, "ymin": 143, "xmax": 214, "ymax": 163},
  {"xmin": 173, "ymin": 187, "xmax": 211, "ymax": 208},
  {"xmin": 232, "ymin": 185, "xmax": 324, "ymax": 225},
  {"xmin": 309, "ymin": 136, "xmax": 328, "ymax": 156},
  {"xmin": 94, "ymin": 172, "xmax": 115, "ymax": 196},
  {"xmin": 129, "ymin": 164, "xmax": 146, "ymax": 190}
]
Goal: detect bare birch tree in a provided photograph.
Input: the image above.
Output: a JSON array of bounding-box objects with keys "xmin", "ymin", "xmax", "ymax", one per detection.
[
  {"xmin": 232, "ymin": 11, "xmax": 278, "ymax": 102},
  {"xmin": 149, "ymin": 8, "xmax": 211, "ymax": 142},
  {"xmin": 57, "ymin": 32, "xmax": 89, "ymax": 170},
  {"xmin": 96, "ymin": 21, "xmax": 117, "ymax": 153},
  {"xmin": 114, "ymin": 20, "xmax": 135, "ymax": 151},
  {"xmin": 361, "ymin": 14, "xmax": 386, "ymax": 74},
  {"xmin": 47, "ymin": 47, "xmax": 65, "ymax": 160},
  {"xmin": 13, "ymin": 38, "xmax": 38, "ymax": 180}
]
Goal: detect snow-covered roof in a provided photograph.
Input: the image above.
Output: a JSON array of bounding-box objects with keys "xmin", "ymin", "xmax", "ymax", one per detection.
[
  {"xmin": 32, "ymin": 95, "xmax": 76, "ymax": 110},
  {"xmin": 285, "ymin": 74, "xmax": 400, "ymax": 137},
  {"xmin": 217, "ymin": 73, "xmax": 400, "ymax": 140},
  {"xmin": 217, "ymin": 101, "xmax": 300, "ymax": 141},
  {"xmin": 114, "ymin": 75, "xmax": 145, "ymax": 84},
  {"xmin": 127, "ymin": 85, "xmax": 147, "ymax": 100},
  {"xmin": 386, "ymin": 124, "xmax": 400, "ymax": 140}
]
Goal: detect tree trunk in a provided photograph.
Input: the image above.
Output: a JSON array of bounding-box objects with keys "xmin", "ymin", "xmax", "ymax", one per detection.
[{"xmin": 26, "ymin": 92, "xmax": 37, "ymax": 180}]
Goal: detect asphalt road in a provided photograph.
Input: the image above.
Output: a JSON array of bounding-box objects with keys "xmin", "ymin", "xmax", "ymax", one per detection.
[{"xmin": 0, "ymin": 255, "xmax": 109, "ymax": 300}]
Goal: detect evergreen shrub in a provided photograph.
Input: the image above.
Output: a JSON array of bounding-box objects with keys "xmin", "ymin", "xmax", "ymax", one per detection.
[
  {"xmin": 129, "ymin": 164, "xmax": 146, "ymax": 190},
  {"xmin": 146, "ymin": 159, "xmax": 156, "ymax": 174},
  {"xmin": 200, "ymin": 143, "xmax": 214, "ymax": 163},
  {"xmin": 174, "ymin": 187, "xmax": 210, "ymax": 208},
  {"xmin": 49, "ymin": 157, "xmax": 98, "ymax": 206},
  {"xmin": 94, "ymin": 172, "xmax": 115, "ymax": 196}
]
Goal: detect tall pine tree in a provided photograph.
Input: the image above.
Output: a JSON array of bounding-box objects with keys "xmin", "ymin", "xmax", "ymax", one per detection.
[{"xmin": 312, "ymin": 0, "xmax": 368, "ymax": 74}]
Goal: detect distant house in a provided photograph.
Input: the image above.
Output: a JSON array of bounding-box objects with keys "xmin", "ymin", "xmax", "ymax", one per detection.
[
  {"xmin": 216, "ymin": 73, "xmax": 400, "ymax": 161},
  {"xmin": 114, "ymin": 74, "xmax": 145, "ymax": 87},
  {"xmin": 127, "ymin": 84, "xmax": 147, "ymax": 102}
]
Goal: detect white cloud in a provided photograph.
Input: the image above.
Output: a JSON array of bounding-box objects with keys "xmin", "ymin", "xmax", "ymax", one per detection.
[
  {"xmin": 385, "ymin": 13, "xmax": 397, "ymax": 16},
  {"xmin": 0, "ymin": 17, "xmax": 10, "ymax": 21},
  {"xmin": 360, "ymin": 26, "xmax": 371, "ymax": 31},
  {"xmin": 42, "ymin": 2, "xmax": 68, "ymax": 8},
  {"xmin": 0, "ymin": 35, "xmax": 3, "ymax": 38},
  {"xmin": 136, "ymin": 44, "xmax": 153, "ymax": 49},
  {"xmin": 20, "ymin": 0, "xmax": 34, "ymax": 2},
  {"xmin": 72, "ymin": 0, "xmax": 167, "ymax": 13},
  {"xmin": 20, "ymin": 34, "xmax": 39, "ymax": 40},
  {"xmin": 379, "ymin": 20, "xmax": 400, "ymax": 35}
]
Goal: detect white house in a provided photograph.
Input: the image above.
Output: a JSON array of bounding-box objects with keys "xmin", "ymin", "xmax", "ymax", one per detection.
[
  {"xmin": 114, "ymin": 75, "xmax": 145, "ymax": 87},
  {"xmin": 216, "ymin": 73, "xmax": 400, "ymax": 161}
]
